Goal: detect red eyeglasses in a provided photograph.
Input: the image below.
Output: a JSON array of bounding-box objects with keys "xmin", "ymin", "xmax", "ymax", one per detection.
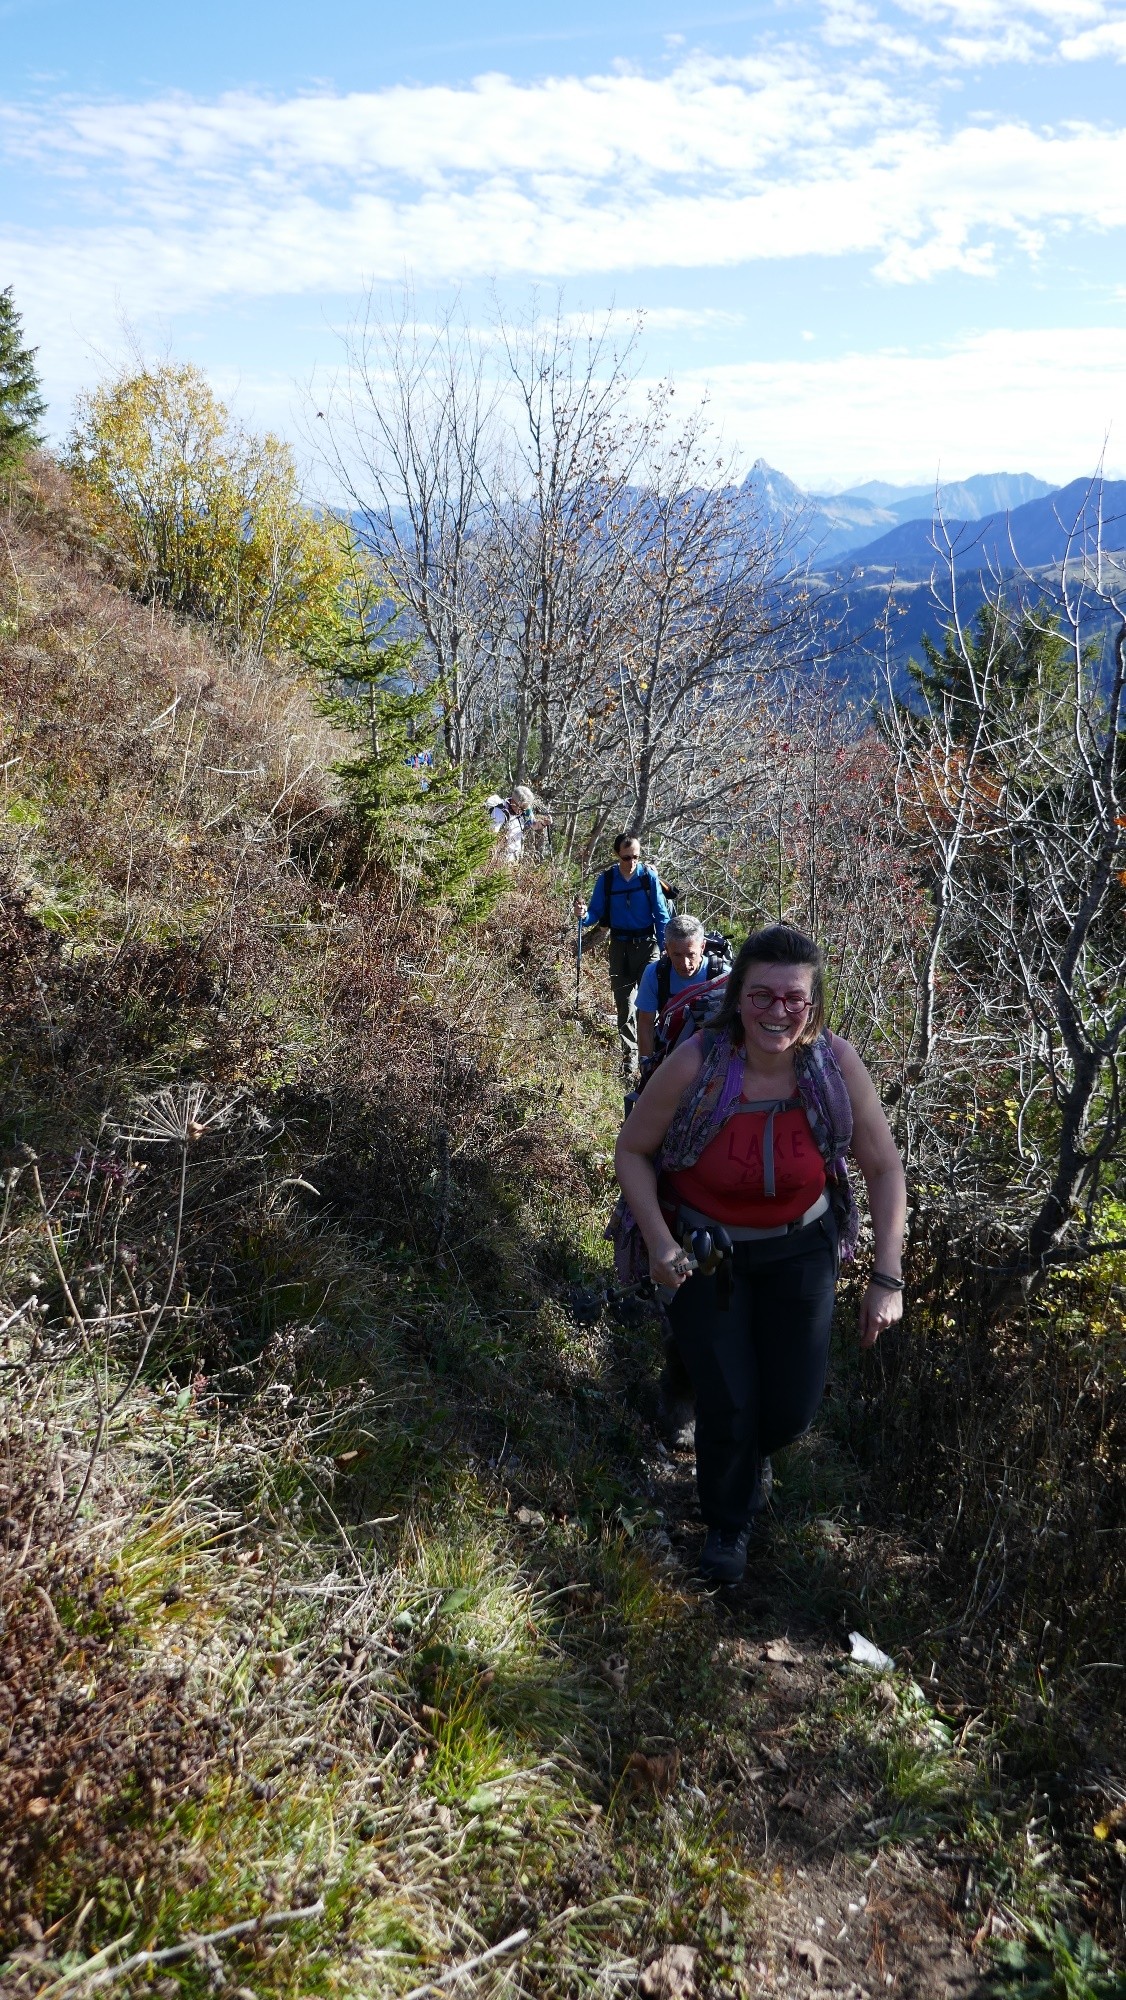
[{"xmin": 744, "ymin": 987, "xmax": 813, "ymax": 1015}]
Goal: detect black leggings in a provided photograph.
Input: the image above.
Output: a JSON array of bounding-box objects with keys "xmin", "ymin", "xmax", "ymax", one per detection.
[{"xmin": 664, "ymin": 1213, "xmax": 838, "ymax": 1530}]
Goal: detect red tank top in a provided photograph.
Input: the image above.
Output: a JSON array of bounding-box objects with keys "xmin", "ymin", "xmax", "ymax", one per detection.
[{"xmin": 666, "ymin": 1095, "xmax": 826, "ymax": 1227}]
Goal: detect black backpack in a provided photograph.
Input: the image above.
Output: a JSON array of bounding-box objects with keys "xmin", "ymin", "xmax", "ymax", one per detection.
[
  {"xmin": 600, "ymin": 863, "xmax": 662, "ymax": 928},
  {"xmin": 654, "ymin": 935, "xmax": 734, "ymax": 1012}
]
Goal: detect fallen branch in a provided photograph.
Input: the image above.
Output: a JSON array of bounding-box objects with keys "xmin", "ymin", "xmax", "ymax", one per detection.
[
  {"xmin": 0, "ymin": 1292, "xmax": 39, "ymax": 1336},
  {"xmin": 401, "ymin": 1927, "xmax": 531, "ymax": 2000},
  {"xmin": 36, "ymin": 1899, "xmax": 325, "ymax": 1995}
]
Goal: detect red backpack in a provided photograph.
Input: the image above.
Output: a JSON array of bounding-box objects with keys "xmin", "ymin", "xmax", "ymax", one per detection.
[{"xmin": 636, "ymin": 964, "xmax": 731, "ymax": 1096}]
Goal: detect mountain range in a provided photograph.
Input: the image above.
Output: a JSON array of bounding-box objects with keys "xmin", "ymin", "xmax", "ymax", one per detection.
[
  {"xmin": 731, "ymin": 463, "xmax": 1126, "ymax": 698},
  {"xmin": 824, "ymin": 474, "xmax": 1126, "ymax": 580},
  {"xmin": 740, "ymin": 461, "xmax": 1059, "ymax": 566}
]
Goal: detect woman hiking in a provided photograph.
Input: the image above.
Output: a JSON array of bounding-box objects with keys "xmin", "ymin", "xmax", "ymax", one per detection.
[{"xmin": 613, "ymin": 924, "xmax": 906, "ymax": 1586}]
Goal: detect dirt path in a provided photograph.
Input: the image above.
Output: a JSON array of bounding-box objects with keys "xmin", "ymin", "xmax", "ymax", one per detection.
[{"xmin": 649, "ymin": 1441, "xmax": 991, "ymax": 2000}]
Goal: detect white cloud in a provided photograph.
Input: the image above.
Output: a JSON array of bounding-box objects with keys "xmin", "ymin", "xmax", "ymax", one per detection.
[
  {"xmin": 821, "ymin": 0, "xmax": 936, "ymax": 60},
  {"xmin": 1060, "ymin": 18, "xmax": 1126, "ymax": 55},
  {"xmin": 678, "ymin": 328, "xmax": 1126, "ymax": 487},
  {"xmin": 0, "ymin": 58, "xmax": 895, "ymax": 185},
  {"xmin": 2, "ymin": 54, "xmax": 1126, "ymax": 333},
  {"xmin": 891, "ymin": 0, "xmax": 1109, "ymax": 29},
  {"xmin": 865, "ymin": 0, "xmax": 1126, "ymax": 62}
]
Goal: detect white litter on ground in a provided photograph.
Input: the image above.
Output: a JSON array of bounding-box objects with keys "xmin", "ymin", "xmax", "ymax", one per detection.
[{"xmin": 848, "ymin": 1631, "xmax": 896, "ymax": 1670}]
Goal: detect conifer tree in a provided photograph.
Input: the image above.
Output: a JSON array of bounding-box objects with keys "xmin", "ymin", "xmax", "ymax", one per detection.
[
  {"xmin": 314, "ymin": 574, "xmax": 503, "ymax": 919},
  {"xmin": 0, "ymin": 287, "xmax": 46, "ymax": 475},
  {"xmin": 908, "ymin": 600, "xmax": 1069, "ymax": 741}
]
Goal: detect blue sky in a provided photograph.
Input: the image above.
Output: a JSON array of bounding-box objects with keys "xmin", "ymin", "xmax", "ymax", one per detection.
[{"xmin": 3, "ymin": 0, "xmax": 1125, "ymax": 489}]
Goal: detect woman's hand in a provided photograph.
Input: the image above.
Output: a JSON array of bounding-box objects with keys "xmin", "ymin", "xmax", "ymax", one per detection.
[
  {"xmin": 650, "ymin": 1241, "xmax": 693, "ymax": 1291},
  {"xmin": 859, "ymin": 1282, "xmax": 903, "ymax": 1348}
]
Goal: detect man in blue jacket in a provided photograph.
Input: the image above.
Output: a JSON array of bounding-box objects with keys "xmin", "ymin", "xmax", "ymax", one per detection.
[{"xmin": 574, "ymin": 834, "xmax": 670, "ymax": 1077}]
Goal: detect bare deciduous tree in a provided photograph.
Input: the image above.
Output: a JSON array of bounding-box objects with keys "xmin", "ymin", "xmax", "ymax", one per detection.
[
  {"xmin": 317, "ymin": 290, "xmax": 813, "ymax": 859},
  {"xmin": 884, "ymin": 483, "xmax": 1126, "ymax": 1281},
  {"xmin": 318, "ymin": 289, "xmax": 496, "ymax": 772}
]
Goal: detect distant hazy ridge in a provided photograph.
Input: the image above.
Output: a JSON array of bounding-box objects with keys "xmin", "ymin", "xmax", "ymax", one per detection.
[{"xmin": 738, "ymin": 463, "xmax": 1126, "ymax": 690}]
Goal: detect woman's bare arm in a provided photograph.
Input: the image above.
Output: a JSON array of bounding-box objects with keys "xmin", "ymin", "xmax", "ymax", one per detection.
[
  {"xmin": 614, "ymin": 1038, "xmax": 705, "ymax": 1289},
  {"xmin": 831, "ymin": 1035, "xmax": 907, "ymax": 1348}
]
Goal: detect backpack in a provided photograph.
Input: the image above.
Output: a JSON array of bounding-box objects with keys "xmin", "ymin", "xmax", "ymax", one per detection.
[
  {"xmin": 600, "ymin": 863, "xmax": 660, "ymax": 928},
  {"xmin": 654, "ymin": 934, "xmax": 733, "ymax": 1012},
  {"xmin": 635, "ymin": 950, "xmax": 733, "ymax": 1097}
]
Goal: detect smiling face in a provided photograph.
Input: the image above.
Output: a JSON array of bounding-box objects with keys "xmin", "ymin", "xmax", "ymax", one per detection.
[{"xmin": 738, "ymin": 960, "xmax": 816, "ymax": 1060}]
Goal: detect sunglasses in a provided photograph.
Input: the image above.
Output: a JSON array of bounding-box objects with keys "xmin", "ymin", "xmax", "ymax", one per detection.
[{"xmin": 743, "ymin": 987, "xmax": 813, "ymax": 1015}]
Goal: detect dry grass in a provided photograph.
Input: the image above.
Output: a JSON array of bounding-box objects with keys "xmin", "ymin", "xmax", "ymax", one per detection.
[
  {"xmin": 1, "ymin": 463, "xmax": 1123, "ymax": 2000},
  {"xmin": 0, "ymin": 1309, "xmax": 752, "ymax": 1998},
  {"xmin": 0, "ymin": 466, "xmax": 753, "ymax": 1998}
]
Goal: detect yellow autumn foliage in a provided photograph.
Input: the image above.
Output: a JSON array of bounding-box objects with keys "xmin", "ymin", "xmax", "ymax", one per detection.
[{"xmin": 68, "ymin": 362, "xmax": 350, "ymax": 661}]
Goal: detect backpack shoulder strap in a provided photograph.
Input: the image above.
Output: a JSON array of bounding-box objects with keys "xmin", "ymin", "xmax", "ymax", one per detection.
[{"xmin": 656, "ymin": 956, "xmax": 672, "ymax": 1011}]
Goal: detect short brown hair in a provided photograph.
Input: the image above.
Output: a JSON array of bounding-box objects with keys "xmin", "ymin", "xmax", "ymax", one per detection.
[{"xmin": 713, "ymin": 924, "xmax": 826, "ymax": 1048}]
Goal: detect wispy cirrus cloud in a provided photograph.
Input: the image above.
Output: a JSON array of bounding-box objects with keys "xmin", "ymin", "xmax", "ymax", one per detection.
[
  {"xmin": 2, "ymin": 56, "xmax": 893, "ymax": 185},
  {"xmin": 3, "ymin": 50, "xmax": 1126, "ymax": 332},
  {"xmin": 4, "ymin": 4, "xmax": 1124, "ymax": 478}
]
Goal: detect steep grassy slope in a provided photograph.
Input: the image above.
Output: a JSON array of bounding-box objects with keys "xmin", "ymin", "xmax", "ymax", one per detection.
[
  {"xmin": 0, "ymin": 470, "xmax": 767, "ymax": 1998},
  {"xmin": 1, "ymin": 470, "xmax": 1123, "ymax": 2000}
]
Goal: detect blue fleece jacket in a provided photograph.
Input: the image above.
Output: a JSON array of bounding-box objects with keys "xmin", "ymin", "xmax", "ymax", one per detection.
[{"xmin": 580, "ymin": 864, "xmax": 669, "ymax": 946}]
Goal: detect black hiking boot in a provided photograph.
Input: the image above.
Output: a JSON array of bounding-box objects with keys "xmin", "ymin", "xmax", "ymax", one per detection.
[
  {"xmin": 698, "ymin": 1525, "xmax": 750, "ymax": 1587},
  {"xmin": 749, "ymin": 1455, "xmax": 773, "ymax": 1514}
]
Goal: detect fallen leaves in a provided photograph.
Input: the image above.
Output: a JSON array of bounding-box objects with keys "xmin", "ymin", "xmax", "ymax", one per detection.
[
  {"xmin": 639, "ymin": 1944, "xmax": 699, "ymax": 1999},
  {"xmin": 779, "ymin": 1789, "xmax": 811, "ymax": 1813},
  {"xmin": 625, "ymin": 1748, "xmax": 681, "ymax": 1797},
  {"xmin": 764, "ymin": 1637, "xmax": 804, "ymax": 1665}
]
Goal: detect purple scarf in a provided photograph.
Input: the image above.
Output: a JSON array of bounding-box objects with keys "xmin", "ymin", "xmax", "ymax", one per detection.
[{"xmin": 607, "ymin": 1028, "xmax": 860, "ymax": 1284}]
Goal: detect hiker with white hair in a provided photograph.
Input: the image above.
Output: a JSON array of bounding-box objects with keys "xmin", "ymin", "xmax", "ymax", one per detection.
[
  {"xmin": 506, "ymin": 785, "xmax": 537, "ymax": 856},
  {"xmin": 487, "ymin": 785, "xmax": 547, "ymax": 866}
]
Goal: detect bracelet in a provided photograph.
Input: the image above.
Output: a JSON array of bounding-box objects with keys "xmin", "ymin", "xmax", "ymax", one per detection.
[{"xmin": 870, "ymin": 1270, "xmax": 904, "ymax": 1291}]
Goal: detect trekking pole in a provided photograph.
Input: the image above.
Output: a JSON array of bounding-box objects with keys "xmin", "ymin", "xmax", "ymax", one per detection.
[{"xmin": 575, "ymin": 914, "xmax": 583, "ymax": 1010}]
